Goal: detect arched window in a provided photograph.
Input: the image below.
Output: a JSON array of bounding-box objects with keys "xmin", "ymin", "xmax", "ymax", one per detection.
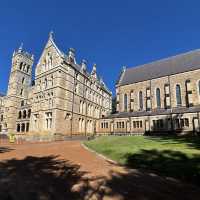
[
  {"xmin": 27, "ymin": 65, "xmax": 30, "ymax": 73},
  {"xmin": 26, "ymin": 123, "xmax": 29, "ymax": 132},
  {"xmin": 23, "ymin": 110, "xmax": 27, "ymax": 119},
  {"xmin": 20, "ymin": 89, "xmax": 23, "ymax": 96},
  {"xmin": 124, "ymin": 94, "xmax": 128, "ymax": 111},
  {"xmin": 19, "ymin": 62, "xmax": 23, "ymax": 70},
  {"xmin": 17, "ymin": 124, "xmax": 20, "ymax": 132},
  {"xmin": 28, "ymin": 109, "xmax": 31, "ymax": 118},
  {"xmin": 156, "ymin": 88, "xmax": 161, "ymax": 108},
  {"xmin": 21, "ymin": 123, "xmax": 25, "ymax": 132},
  {"xmin": 22, "ymin": 77, "xmax": 25, "ymax": 84},
  {"xmin": 45, "ymin": 78, "xmax": 48, "ymax": 88},
  {"xmin": 18, "ymin": 111, "xmax": 22, "ymax": 119},
  {"xmin": 176, "ymin": 84, "xmax": 182, "ymax": 106},
  {"xmin": 51, "ymin": 75, "xmax": 54, "ymax": 86},
  {"xmin": 21, "ymin": 100, "xmax": 24, "ymax": 106},
  {"xmin": 139, "ymin": 91, "xmax": 143, "ymax": 110}
]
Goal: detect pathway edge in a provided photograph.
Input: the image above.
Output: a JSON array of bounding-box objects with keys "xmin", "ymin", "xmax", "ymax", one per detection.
[{"xmin": 81, "ymin": 142, "xmax": 119, "ymax": 165}]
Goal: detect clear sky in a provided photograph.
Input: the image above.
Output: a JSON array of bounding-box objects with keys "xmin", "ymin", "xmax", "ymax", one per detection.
[{"xmin": 0, "ymin": 0, "xmax": 200, "ymax": 94}]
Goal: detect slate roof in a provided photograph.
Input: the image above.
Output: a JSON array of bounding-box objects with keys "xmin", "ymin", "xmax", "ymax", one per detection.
[
  {"xmin": 118, "ymin": 49, "xmax": 200, "ymax": 86},
  {"xmin": 105, "ymin": 106, "xmax": 200, "ymax": 119}
]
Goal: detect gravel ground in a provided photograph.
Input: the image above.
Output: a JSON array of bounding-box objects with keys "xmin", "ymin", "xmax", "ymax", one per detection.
[{"xmin": 0, "ymin": 140, "xmax": 200, "ymax": 200}]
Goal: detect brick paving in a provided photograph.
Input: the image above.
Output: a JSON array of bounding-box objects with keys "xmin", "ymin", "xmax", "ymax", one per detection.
[{"xmin": 0, "ymin": 141, "xmax": 200, "ymax": 200}]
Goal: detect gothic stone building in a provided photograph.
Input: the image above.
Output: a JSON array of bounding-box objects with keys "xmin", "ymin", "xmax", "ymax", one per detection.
[
  {"xmin": 98, "ymin": 49, "xmax": 200, "ymax": 135},
  {"xmin": 0, "ymin": 33, "xmax": 112, "ymax": 137}
]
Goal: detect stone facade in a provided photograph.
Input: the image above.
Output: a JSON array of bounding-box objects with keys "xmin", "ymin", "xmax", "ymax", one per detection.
[
  {"xmin": 0, "ymin": 33, "xmax": 112, "ymax": 137},
  {"xmin": 97, "ymin": 50, "xmax": 200, "ymax": 135}
]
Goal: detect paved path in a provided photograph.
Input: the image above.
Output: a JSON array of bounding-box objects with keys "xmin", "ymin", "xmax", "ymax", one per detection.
[{"xmin": 0, "ymin": 141, "xmax": 200, "ymax": 200}]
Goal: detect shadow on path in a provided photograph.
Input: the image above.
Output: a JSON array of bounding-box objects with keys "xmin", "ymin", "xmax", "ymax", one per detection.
[
  {"xmin": 0, "ymin": 154, "xmax": 200, "ymax": 200},
  {"xmin": 0, "ymin": 155, "xmax": 85, "ymax": 200},
  {"xmin": 0, "ymin": 147, "xmax": 14, "ymax": 154}
]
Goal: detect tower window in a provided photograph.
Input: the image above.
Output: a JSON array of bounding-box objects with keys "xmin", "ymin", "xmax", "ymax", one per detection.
[
  {"xmin": 27, "ymin": 65, "xmax": 30, "ymax": 73},
  {"xmin": 21, "ymin": 123, "xmax": 25, "ymax": 132},
  {"xmin": 45, "ymin": 78, "xmax": 48, "ymax": 88},
  {"xmin": 23, "ymin": 63, "xmax": 26, "ymax": 71},
  {"xmin": 21, "ymin": 100, "xmax": 25, "ymax": 106},
  {"xmin": 23, "ymin": 110, "xmax": 27, "ymax": 118},
  {"xmin": 26, "ymin": 123, "xmax": 29, "ymax": 132},
  {"xmin": 22, "ymin": 77, "xmax": 25, "ymax": 84},
  {"xmin": 17, "ymin": 124, "xmax": 20, "ymax": 132},
  {"xmin": 18, "ymin": 111, "xmax": 22, "ymax": 119},
  {"xmin": 19, "ymin": 62, "xmax": 23, "ymax": 70},
  {"xmin": 20, "ymin": 89, "xmax": 23, "ymax": 96},
  {"xmin": 28, "ymin": 109, "xmax": 31, "ymax": 118}
]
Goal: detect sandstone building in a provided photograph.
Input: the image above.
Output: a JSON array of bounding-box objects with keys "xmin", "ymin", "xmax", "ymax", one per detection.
[
  {"xmin": 0, "ymin": 33, "xmax": 112, "ymax": 138},
  {"xmin": 97, "ymin": 49, "xmax": 200, "ymax": 135}
]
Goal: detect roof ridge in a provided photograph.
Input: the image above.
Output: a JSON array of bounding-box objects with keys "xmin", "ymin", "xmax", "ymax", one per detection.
[{"xmin": 127, "ymin": 48, "xmax": 200, "ymax": 71}]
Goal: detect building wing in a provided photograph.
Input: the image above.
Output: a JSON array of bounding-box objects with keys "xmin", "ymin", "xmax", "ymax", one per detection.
[{"xmin": 118, "ymin": 49, "xmax": 200, "ymax": 86}]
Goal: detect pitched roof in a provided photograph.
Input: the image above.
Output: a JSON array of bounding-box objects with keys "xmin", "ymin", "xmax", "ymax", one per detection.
[
  {"xmin": 0, "ymin": 93, "xmax": 5, "ymax": 97},
  {"xmin": 117, "ymin": 49, "xmax": 200, "ymax": 86}
]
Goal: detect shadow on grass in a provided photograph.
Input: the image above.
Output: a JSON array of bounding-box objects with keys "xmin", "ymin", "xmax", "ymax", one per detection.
[
  {"xmin": 104, "ymin": 166, "xmax": 200, "ymax": 200},
  {"xmin": 124, "ymin": 149, "xmax": 200, "ymax": 186},
  {"xmin": 145, "ymin": 135, "xmax": 200, "ymax": 150},
  {"xmin": 0, "ymin": 154, "xmax": 200, "ymax": 200}
]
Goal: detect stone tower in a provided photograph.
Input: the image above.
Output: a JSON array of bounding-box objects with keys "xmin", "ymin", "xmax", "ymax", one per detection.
[
  {"xmin": 7, "ymin": 44, "xmax": 34, "ymax": 97},
  {"xmin": 5, "ymin": 44, "xmax": 34, "ymax": 134}
]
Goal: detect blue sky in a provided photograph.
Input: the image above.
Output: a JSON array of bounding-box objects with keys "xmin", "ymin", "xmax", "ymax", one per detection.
[{"xmin": 0, "ymin": 0, "xmax": 200, "ymax": 94}]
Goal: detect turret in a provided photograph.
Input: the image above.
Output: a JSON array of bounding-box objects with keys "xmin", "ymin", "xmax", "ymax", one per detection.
[
  {"xmin": 81, "ymin": 59, "xmax": 87, "ymax": 71},
  {"xmin": 91, "ymin": 63, "xmax": 97, "ymax": 79},
  {"xmin": 67, "ymin": 48, "xmax": 76, "ymax": 64}
]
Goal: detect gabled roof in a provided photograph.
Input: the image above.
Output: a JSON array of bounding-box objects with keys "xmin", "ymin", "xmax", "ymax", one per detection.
[
  {"xmin": 117, "ymin": 49, "xmax": 200, "ymax": 86},
  {"xmin": 37, "ymin": 32, "xmax": 112, "ymax": 95}
]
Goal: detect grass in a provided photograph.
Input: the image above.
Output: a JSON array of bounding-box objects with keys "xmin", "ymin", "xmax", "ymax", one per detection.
[{"xmin": 84, "ymin": 135, "xmax": 200, "ymax": 185}]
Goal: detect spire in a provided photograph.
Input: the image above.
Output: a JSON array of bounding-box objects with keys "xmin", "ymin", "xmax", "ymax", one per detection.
[
  {"xmin": 49, "ymin": 31, "xmax": 54, "ymax": 41},
  {"xmin": 91, "ymin": 63, "xmax": 97, "ymax": 79},
  {"xmin": 19, "ymin": 42, "xmax": 23, "ymax": 51},
  {"xmin": 13, "ymin": 42, "xmax": 34, "ymax": 60},
  {"xmin": 122, "ymin": 66, "xmax": 126, "ymax": 72},
  {"xmin": 100, "ymin": 76, "xmax": 104, "ymax": 85},
  {"xmin": 67, "ymin": 48, "xmax": 76, "ymax": 63},
  {"xmin": 91, "ymin": 63, "xmax": 97, "ymax": 74},
  {"xmin": 81, "ymin": 59, "xmax": 87, "ymax": 71}
]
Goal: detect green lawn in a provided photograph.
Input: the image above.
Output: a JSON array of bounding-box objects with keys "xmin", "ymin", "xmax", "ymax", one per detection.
[{"xmin": 84, "ymin": 136, "xmax": 200, "ymax": 185}]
